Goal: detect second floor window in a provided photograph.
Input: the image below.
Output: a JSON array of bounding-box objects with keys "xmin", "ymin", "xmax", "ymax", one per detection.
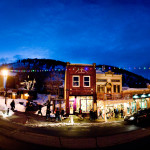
[
  {"xmin": 73, "ymin": 76, "xmax": 80, "ymax": 87},
  {"xmin": 83, "ymin": 76, "xmax": 90, "ymax": 87}
]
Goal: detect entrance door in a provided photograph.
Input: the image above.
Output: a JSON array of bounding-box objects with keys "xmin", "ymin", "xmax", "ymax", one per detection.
[
  {"xmin": 81, "ymin": 100, "xmax": 86, "ymax": 112},
  {"xmin": 70, "ymin": 102, "xmax": 74, "ymax": 114}
]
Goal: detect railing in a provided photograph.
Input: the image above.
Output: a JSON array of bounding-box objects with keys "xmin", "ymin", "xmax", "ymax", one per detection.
[{"xmin": 97, "ymin": 93, "xmax": 133, "ymax": 100}]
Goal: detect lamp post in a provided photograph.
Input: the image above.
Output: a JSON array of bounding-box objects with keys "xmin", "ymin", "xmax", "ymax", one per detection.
[{"xmin": 2, "ymin": 69, "xmax": 8, "ymax": 105}]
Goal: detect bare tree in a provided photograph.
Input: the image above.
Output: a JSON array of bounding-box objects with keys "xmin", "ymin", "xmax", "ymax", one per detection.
[{"xmin": 45, "ymin": 71, "xmax": 64, "ymax": 97}]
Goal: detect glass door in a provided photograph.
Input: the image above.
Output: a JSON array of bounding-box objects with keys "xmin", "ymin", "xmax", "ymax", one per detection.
[{"xmin": 70, "ymin": 101, "xmax": 74, "ymax": 114}]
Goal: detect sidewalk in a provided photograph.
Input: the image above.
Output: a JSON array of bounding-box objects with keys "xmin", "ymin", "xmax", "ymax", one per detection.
[{"xmin": 6, "ymin": 111, "xmax": 124, "ymax": 125}]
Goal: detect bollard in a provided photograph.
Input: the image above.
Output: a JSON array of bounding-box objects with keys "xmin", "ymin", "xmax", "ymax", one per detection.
[{"xmin": 7, "ymin": 108, "xmax": 9, "ymax": 115}]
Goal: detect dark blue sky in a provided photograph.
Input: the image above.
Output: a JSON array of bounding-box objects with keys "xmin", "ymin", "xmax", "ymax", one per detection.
[{"xmin": 1, "ymin": 0, "xmax": 150, "ymax": 70}]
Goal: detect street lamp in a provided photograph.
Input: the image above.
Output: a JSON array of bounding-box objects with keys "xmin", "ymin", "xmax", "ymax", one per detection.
[{"xmin": 2, "ymin": 69, "xmax": 8, "ymax": 105}]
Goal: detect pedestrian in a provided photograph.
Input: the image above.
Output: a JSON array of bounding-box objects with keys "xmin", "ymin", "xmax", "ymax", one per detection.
[
  {"xmin": 121, "ymin": 108, "xmax": 124, "ymax": 118},
  {"xmin": 116, "ymin": 108, "xmax": 119, "ymax": 118},
  {"xmin": 90, "ymin": 109, "xmax": 93, "ymax": 120},
  {"xmin": 61, "ymin": 109, "xmax": 64, "ymax": 120},
  {"xmin": 38, "ymin": 104, "xmax": 43, "ymax": 116},
  {"xmin": 26, "ymin": 100, "xmax": 31, "ymax": 111},
  {"xmin": 46, "ymin": 107, "xmax": 51, "ymax": 120},
  {"xmin": 55, "ymin": 108, "xmax": 61, "ymax": 121},
  {"xmin": 93, "ymin": 110, "xmax": 97, "ymax": 120},
  {"xmin": 114, "ymin": 108, "xmax": 116, "ymax": 118},
  {"xmin": 111, "ymin": 111, "xmax": 113, "ymax": 118},
  {"xmin": 46, "ymin": 101, "xmax": 51, "ymax": 120},
  {"xmin": 79, "ymin": 108, "xmax": 83, "ymax": 119},
  {"xmin": 10, "ymin": 99, "xmax": 15, "ymax": 111},
  {"xmin": 99, "ymin": 109, "xmax": 102, "ymax": 118}
]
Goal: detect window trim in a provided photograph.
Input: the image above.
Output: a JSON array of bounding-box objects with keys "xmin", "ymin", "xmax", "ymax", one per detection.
[
  {"xmin": 83, "ymin": 76, "xmax": 90, "ymax": 87},
  {"xmin": 72, "ymin": 75, "xmax": 80, "ymax": 87}
]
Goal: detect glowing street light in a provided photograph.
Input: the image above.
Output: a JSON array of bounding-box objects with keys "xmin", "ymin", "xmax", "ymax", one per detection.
[
  {"xmin": 2, "ymin": 69, "xmax": 8, "ymax": 105},
  {"xmin": 2, "ymin": 69, "xmax": 8, "ymax": 77}
]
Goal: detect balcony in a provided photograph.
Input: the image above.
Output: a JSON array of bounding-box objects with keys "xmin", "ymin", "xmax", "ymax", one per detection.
[{"xmin": 97, "ymin": 93, "xmax": 133, "ymax": 100}]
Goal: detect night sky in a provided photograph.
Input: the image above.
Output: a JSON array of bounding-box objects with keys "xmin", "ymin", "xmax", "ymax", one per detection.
[{"xmin": 0, "ymin": 0, "xmax": 150, "ymax": 71}]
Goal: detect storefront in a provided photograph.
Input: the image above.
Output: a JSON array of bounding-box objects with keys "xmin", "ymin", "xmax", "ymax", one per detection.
[
  {"xmin": 69, "ymin": 96, "xmax": 93, "ymax": 114},
  {"xmin": 133, "ymin": 94, "xmax": 150, "ymax": 110},
  {"xmin": 97, "ymin": 99, "xmax": 133, "ymax": 118},
  {"xmin": 135, "ymin": 99, "xmax": 147, "ymax": 110}
]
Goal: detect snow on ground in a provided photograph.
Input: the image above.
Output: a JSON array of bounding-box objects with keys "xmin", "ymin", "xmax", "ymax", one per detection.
[
  {"xmin": 0, "ymin": 96, "xmax": 27, "ymax": 118},
  {"xmin": 35, "ymin": 105, "xmax": 55, "ymax": 117},
  {"xmin": 34, "ymin": 94, "xmax": 49, "ymax": 105}
]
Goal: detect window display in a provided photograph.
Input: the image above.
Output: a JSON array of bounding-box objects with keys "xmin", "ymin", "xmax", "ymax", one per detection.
[
  {"xmin": 87, "ymin": 100, "xmax": 93, "ymax": 112},
  {"xmin": 76, "ymin": 96, "xmax": 93, "ymax": 113},
  {"xmin": 81, "ymin": 100, "xmax": 86, "ymax": 112},
  {"xmin": 139, "ymin": 99, "xmax": 147, "ymax": 109}
]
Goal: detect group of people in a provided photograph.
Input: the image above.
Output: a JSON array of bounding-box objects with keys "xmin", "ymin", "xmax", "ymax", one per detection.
[
  {"xmin": 44, "ymin": 101, "xmax": 64, "ymax": 121},
  {"xmin": 98, "ymin": 108, "xmax": 124, "ymax": 119},
  {"xmin": 114, "ymin": 108, "xmax": 124, "ymax": 118},
  {"xmin": 89, "ymin": 109, "xmax": 97, "ymax": 120}
]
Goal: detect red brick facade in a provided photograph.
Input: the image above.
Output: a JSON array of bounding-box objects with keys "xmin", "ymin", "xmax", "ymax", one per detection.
[{"xmin": 64, "ymin": 62, "xmax": 96, "ymax": 115}]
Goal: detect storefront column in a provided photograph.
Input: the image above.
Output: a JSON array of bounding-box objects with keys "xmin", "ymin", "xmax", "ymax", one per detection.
[
  {"xmin": 147, "ymin": 98, "xmax": 150, "ymax": 108},
  {"xmin": 129, "ymin": 102, "xmax": 131, "ymax": 114},
  {"xmin": 116, "ymin": 85, "xmax": 118, "ymax": 93},
  {"xmin": 105, "ymin": 86, "xmax": 107, "ymax": 93},
  {"xmin": 112, "ymin": 84, "xmax": 114, "ymax": 93},
  {"xmin": 124, "ymin": 103, "xmax": 127, "ymax": 116},
  {"xmin": 136, "ymin": 100, "xmax": 140, "ymax": 110}
]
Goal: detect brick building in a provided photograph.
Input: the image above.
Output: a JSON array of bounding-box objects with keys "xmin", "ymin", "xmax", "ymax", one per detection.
[{"xmin": 64, "ymin": 62, "xmax": 96, "ymax": 115}]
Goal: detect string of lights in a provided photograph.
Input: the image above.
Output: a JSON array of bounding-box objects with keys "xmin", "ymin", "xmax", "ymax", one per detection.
[{"xmin": 0, "ymin": 66, "xmax": 150, "ymax": 73}]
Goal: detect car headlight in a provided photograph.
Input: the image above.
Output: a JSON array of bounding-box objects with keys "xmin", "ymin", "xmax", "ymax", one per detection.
[{"xmin": 129, "ymin": 116, "xmax": 135, "ymax": 120}]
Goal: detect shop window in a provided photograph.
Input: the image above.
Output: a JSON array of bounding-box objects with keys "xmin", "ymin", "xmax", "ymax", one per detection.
[
  {"xmin": 100, "ymin": 85, "xmax": 105, "ymax": 93},
  {"xmin": 117, "ymin": 85, "xmax": 120, "ymax": 93},
  {"xmin": 139, "ymin": 99, "xmax": 147, "ymax": 109},
  {"xmin": 83, "ymin": 76, "xmax": 90, "ymax": 87},
  {"xmin": 87, "ymin": 100, "xmax": 93, "ymax": 112},
  {"xmin": 72, "ymin": 76, "xmax": 80, "ymax": 87},
  {"xmin": 97, "ymin": 85, "xmax": 100, "ymax": 93},
  {"xmin": 114, "ymin": 85, "xmax": 116, "ymax": 93},
  {"xmin": 76, "ymin": 96, "xmax": 93, "ymax": 113},
  {"xmin": 81, "ymin": 100, "xmax": 87, "ymax": 112}
]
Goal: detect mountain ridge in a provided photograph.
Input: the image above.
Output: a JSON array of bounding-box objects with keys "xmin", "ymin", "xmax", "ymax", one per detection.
[{"xmin": 0, "ymin": 58, "xmax": 149, "ymax": 88}]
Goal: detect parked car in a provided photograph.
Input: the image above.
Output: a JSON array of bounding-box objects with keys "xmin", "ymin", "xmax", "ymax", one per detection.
[
  {"xmin": 25, "ymin": 101, "xmax": 39, "ymax": 111},
  {"xmin": 124, "ymin": 108, "xmax": 150, "ymax": 124}
]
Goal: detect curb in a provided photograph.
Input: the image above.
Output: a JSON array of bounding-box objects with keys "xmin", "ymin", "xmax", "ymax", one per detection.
[{"xmin": 1, "ymin": 118, "xmax": 150, "ymax": 149}]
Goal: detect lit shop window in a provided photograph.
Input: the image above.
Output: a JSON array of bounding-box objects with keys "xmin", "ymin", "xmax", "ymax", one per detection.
[
  {"xmin": 73, "ymin": 76, "xmax": 80, "ymax": 87},
  {"xmin": 83, "ymin": 76, "xmax": 90, "ymax": 87}
]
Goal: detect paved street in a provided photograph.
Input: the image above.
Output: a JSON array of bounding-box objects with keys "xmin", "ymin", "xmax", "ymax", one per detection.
[
  {"xmin": 1, "ymin": 111, "xmax": 140, "ymax": 137},
  {"xmin": 1, "ymin": 111, "xmax": 150, "ymax": 150}
]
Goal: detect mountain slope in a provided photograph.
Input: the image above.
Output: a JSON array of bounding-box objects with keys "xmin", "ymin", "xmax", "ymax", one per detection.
[{"xmin": 1, "ymin": 59, "xmax": 150, "ymax": 88}]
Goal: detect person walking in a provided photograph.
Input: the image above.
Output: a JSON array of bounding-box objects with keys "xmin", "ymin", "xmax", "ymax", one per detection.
[
  {"xmin": 10, "ymin": 99, "xmax": 15, "ymax": 111},
  {"xmin": 46, "ymin": 101, "xmax": 51, "ymax": 120},
  {"xmin": 90, "ymin": 109, "xmax": 93, "ymax": 120},
  {"xmin": 46, "ymin": 107, "xmax": 51, "ymax": 120},
  {"xmin": 61, "ymin": 109, "xmax": 64, "ymax": 120},
  {"xmin": 79, "ymin": 108, "xmax": 83, "ymax": 119},
  {"xmin": 121, "ymin": 108, "xmax": 124, "ymax": 118},
  {"xmin": 55, "ymin": 108, "xmax": 61, "ymax": 121},
  {"xmin": 38, "ymin": 104, "xmax": 43, "ymax": 116}
]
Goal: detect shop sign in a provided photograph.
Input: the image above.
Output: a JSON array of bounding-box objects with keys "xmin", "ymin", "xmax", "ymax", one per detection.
[{"xmin": 106, "ymin": 94, "xmax": 112, "ymax": 99}]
